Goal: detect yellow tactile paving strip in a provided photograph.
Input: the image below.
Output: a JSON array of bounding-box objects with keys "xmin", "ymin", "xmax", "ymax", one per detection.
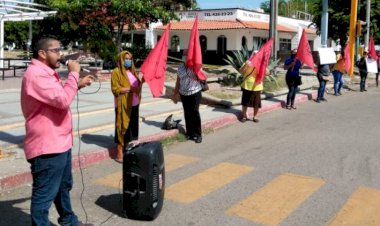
[
  {"xmin": 95, "ymin": 154, "xmax": 199, "ymax": 189},
  {"xmin": 226, "ymin": 173, "xmax": 325, "ymax": 226},
  {"xmin": 165, "ymin": 154, "xmax": 199, "ymax": 172},
  {"xmin": 328, "ymin": 186, "xmax": 380, "ymax": 226},
  {"xmin": 165, "ymin": 162, "xmax": 253, "ymax": 204}
]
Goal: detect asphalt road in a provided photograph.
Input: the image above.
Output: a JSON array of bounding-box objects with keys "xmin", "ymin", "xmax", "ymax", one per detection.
[{"xmin": 1, "ymin": 88, "xmax": 380, "ymax": 226}]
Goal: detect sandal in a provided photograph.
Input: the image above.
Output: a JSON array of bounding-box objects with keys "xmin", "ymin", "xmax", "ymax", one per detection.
[
  {"xmin": 291, "ymin": 105, "xmax": 297, "ymax": 110},
  {"xmin": 240, "ymin": 117, "xmax": 247, "ymax": 123}
]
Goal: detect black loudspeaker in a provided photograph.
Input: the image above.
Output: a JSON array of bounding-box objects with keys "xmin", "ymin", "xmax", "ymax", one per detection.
[{"xmin": 122, "ymin": 141, "xmax": 165, "ymax": 220}]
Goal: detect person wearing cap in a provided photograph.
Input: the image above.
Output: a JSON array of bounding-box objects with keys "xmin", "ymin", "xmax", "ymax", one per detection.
[
  {"xmin": 357, "ymin": 51, "xmax": 368, "ymax": 92},
  {"xmin": 332, "ymin": 52, "xmax": 346, "ymax": 95},
  {"xmin": 284, "ymin": 49, "xmax": 302, "ymax": 109}
]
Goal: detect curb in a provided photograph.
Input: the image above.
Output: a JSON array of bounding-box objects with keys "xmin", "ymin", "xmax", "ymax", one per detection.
[{"xmin": 0, "ymin": 90, "xmax": 317, "ymax": 192}]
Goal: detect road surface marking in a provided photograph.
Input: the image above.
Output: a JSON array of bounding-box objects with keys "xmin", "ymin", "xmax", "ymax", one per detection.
[
  {"xmin": 95, "ymin": 154, "xmax": 199, "ymax": 189},
  {"xmin": 165, "ymin": 162, "xmax": 253, "ymax": 204},
  {"xmin": 226, "ymin": 173, "xmax": 325, "ymax": 226},
  {"xmin": 328, "ymin": 186, "xmax": 380, "ymax": 226},
  {"xmin": 165, "ymin": 154, "xmax": 199, "ymax": 172}
]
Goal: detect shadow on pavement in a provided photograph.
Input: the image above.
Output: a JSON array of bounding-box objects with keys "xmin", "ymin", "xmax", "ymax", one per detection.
[
  {"xmin": 0, "ymin": 131, "xmax": 23, "ymax": 147},
  {"xmin": 0, "ymin": 197, "xmax": 56, "ymax": 226},
  {"xmin": 95, "ymin": 194, "xmax": 124, "ymax": 218},
  {"xmin": 80, "ymin": 134, "xmax": 114, "ymax": 149},
  {"xmin": 141, "ymin": 119, "xmax": 162, "ymax": 128}
]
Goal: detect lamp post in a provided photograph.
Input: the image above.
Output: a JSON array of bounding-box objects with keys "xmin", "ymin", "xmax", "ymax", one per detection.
[
  {"xmin": 364, "ymin": 0, "xmax": 370, "ymax": 48},
  {"xmin": 269, "ymin": 0, "xmax": 278, "ymax": 59},
  {"xmin": 320, "ymin": 0, "xmax": 329, "ymax": 48}
]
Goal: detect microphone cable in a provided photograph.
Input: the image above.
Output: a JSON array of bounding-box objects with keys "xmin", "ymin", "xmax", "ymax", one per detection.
[{"xmin": 69, "ymin": 70, "xmax": 102, "ymax": 224}]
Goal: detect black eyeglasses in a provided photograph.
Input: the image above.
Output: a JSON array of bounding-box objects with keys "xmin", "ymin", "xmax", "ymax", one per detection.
[{"xmin": 45, "ymin": 47, "xmax": 63, "ymax": 53}]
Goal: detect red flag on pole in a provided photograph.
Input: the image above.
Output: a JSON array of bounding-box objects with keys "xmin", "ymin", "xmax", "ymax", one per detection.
[
  {"xmin": 296, "ymin": 29, "xmax": 316, "ymax": 72},
  {"xmin": 368, "ymin": 36, "xmax": 378, "ymax": 61},
  {"xmin": 247, "ymin": 38, "xmax": 273, "ymax": 85},
  {"xmin": 186, "ymin": 15, "xmax": 207, "ymax": 81},
  {"xmin": 141, "ymin": 23, "xmax": 171, "ymax": 97},
  {"xmin": 344, "ymin": 44, "xmax": 351, "ymax": 73}
]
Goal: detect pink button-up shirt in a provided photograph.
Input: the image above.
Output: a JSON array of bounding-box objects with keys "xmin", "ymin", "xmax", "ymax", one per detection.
[{"xmin": 21, "ymin": 59, "xmax": 80, "ymax": 160}]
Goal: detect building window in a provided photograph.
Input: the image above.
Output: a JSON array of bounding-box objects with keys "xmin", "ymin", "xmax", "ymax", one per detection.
[
  {"xmin": 200, "ymin": 35, "xmax": 207, "ymax": 52},
  {"xmin": 279, "ymin": 38, "xmax": 291, "ymax": 51},
  {"xmin": 242, "ymin": 36, "xmax": 247, "ymax": 49},
  {"xmin": 217, "ymin": 35, "xmax": 227, "ymax": 55},
  {"xmin": 252, "ymin": 37, "xmax": 267, "ymax": 50},
  {"xmin": 171, "ymin": 35, "xmax": 180, "ymax": 52}
]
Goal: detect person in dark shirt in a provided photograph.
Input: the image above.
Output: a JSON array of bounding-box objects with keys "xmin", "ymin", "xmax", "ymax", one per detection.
[
  {"xmin": 357, "ymin": 51, "xmax": 368, "ymax": 92},
  {"xmin": 284, "ymin": 49, "xmax": 302, "ymax": 109}
]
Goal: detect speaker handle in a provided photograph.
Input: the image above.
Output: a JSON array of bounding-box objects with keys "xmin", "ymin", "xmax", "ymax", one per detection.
[{"xmin": 124, "ymin": 172, "xmax": 145, "ymax": 197}]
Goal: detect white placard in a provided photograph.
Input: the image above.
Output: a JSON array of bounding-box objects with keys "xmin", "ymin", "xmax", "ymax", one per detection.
[
  {"xmin": 366, "ymin": 58, "xmax": 378, "ymax": 73},
  {"xmin": 318, "ymin": 47, "xmax": 337, "ymax": 65}
]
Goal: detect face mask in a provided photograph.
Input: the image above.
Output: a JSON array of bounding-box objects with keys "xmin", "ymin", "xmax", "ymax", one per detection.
[{"xmin": 124, "ymin": 59, "xmax": 132, "ymax": 68}]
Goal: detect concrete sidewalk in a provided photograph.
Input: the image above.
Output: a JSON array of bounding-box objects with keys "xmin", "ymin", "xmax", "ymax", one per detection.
[{"xmin": 0, "ymin": 69, "xmax": 366, "ymax": 193}]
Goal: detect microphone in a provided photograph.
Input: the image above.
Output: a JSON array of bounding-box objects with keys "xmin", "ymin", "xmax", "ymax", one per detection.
[{"xmin": 59, "ymin": 58, "xmax": 90, "ymax": 73}]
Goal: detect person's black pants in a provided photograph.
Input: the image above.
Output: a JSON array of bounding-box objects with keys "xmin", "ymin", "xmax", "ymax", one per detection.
[
  {"xmin": 180, "ymin": 91, "xmax": 202, "ymax": 138},
  {"xmin": 360, "ymin": 72, "xmax": 367, "ymax": 91},
  {"xmin": 123, "ymin": 105, "xmax": 139, "ymax": 145},
  {"xmin": 286, "ymin": 76, "xmax": 299, "ymax": 106}
]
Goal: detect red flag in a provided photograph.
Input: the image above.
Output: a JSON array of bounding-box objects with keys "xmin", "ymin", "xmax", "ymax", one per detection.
[
  {"xmin": 248, "ymin": 38, "xmax": 273, "ymax": 85},
  {"xmin": 368, "ymin": 36, "xmax": 378, "ymax": 61},
  {"xmin": 296, "ymin": 29, "xmax": 316, "ymax": 72},
  {"xmin": 141, "ymin": 23, "xmax": 171, "ymax": 97},
  {"xmin": 344, "ymin": 43, "xmax": 351, "ymax": 73},
  {"xmin": 186, "ymin": 15, "xmax": 207, "ymax": 81}
]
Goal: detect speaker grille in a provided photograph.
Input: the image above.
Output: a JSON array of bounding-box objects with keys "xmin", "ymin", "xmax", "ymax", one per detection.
[{"xmin": 152, "ymin": 165, "xmax": 158, "ymax": 202}]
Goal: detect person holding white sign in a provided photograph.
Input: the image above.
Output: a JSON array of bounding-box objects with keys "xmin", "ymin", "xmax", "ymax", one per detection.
[{"xmin": 357, "ymin": 51, "xmax": 368, "ymax": 92}]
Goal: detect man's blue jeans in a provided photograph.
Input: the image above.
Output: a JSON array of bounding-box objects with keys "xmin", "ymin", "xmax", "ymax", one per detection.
[
  {"xmin": 332, "ymin": 70, "xmax": 343, "ymax": 94},
  {"xmin": 28, "ymin": 150, "xmax": 78, "ymax": 226},
  {"xmin": 317, "ymin": 79, "xmax": 327, "ymax": 99}
]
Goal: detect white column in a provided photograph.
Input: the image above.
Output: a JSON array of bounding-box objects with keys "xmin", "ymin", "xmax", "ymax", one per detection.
[{"xmin": 0, "ymin": 19, "xmax": 4, "ymax": 68}]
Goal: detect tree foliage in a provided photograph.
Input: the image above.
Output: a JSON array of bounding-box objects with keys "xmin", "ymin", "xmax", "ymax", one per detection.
[
  {"xmin": 34, "ymin": 0, "xmax": 193, "ymax": 65},
  {"xmin": 261, "ymin": 0, "xmax": 380, "ymax": 46},
  {"xmin": 261, "ymin": 0, "xmax": 317, "ymax": 18},
  {"xmin": 310, "ymin": 0, "xmax": 380, "ymax": 45}
]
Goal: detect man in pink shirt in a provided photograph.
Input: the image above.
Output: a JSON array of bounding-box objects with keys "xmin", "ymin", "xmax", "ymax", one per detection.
[{"xmin": 21, "ymin": 36, "xmax": 93, "ymax": 226}]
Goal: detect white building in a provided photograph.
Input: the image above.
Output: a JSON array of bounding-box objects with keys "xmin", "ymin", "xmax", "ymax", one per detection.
[{"xmin": 132, "ymin": 8, "xmax": 321, "ymax": 64}]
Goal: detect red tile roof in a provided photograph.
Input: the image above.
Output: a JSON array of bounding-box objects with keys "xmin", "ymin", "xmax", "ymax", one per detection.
[{"xmin": 155, "ymin": 19, "xmax": 316, "ymax": 34}]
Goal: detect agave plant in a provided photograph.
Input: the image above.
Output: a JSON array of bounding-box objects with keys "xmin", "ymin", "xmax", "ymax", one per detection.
[
  {"xmin": 223, "ymin": 45, "xmax": 281, "ymax": 88},
  {"xmin": 223, "ymin": 45, "xmax": 251, "ymax": 72}
]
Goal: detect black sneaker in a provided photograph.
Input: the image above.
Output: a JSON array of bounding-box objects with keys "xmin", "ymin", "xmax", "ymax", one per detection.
[{"xmin": 194, "ymin": 136, "xmax": 202, "ymax": 143}]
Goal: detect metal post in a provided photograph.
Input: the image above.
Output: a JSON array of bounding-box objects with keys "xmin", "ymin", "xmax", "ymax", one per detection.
[
  {"xmin": 320, "ymin": 0, "xmax": 329, "ymax": 48},
  {"xmin": 348, "ymin": 0, "xmax": 358, "ymax": 75},
  {"xmin": 364, "ymin": 0, "xmax": 370, "ymax": 48},
  {"xmin": 269, "ymin": 0, "xmax": 278, "ymax": 59},
  {"xmin": 0, "ymin": 19, "xmax": 4, "ymax": 68},
  {"xmin": 27, "ymin": 0, "xmax": 33, "ymax": 59}
]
